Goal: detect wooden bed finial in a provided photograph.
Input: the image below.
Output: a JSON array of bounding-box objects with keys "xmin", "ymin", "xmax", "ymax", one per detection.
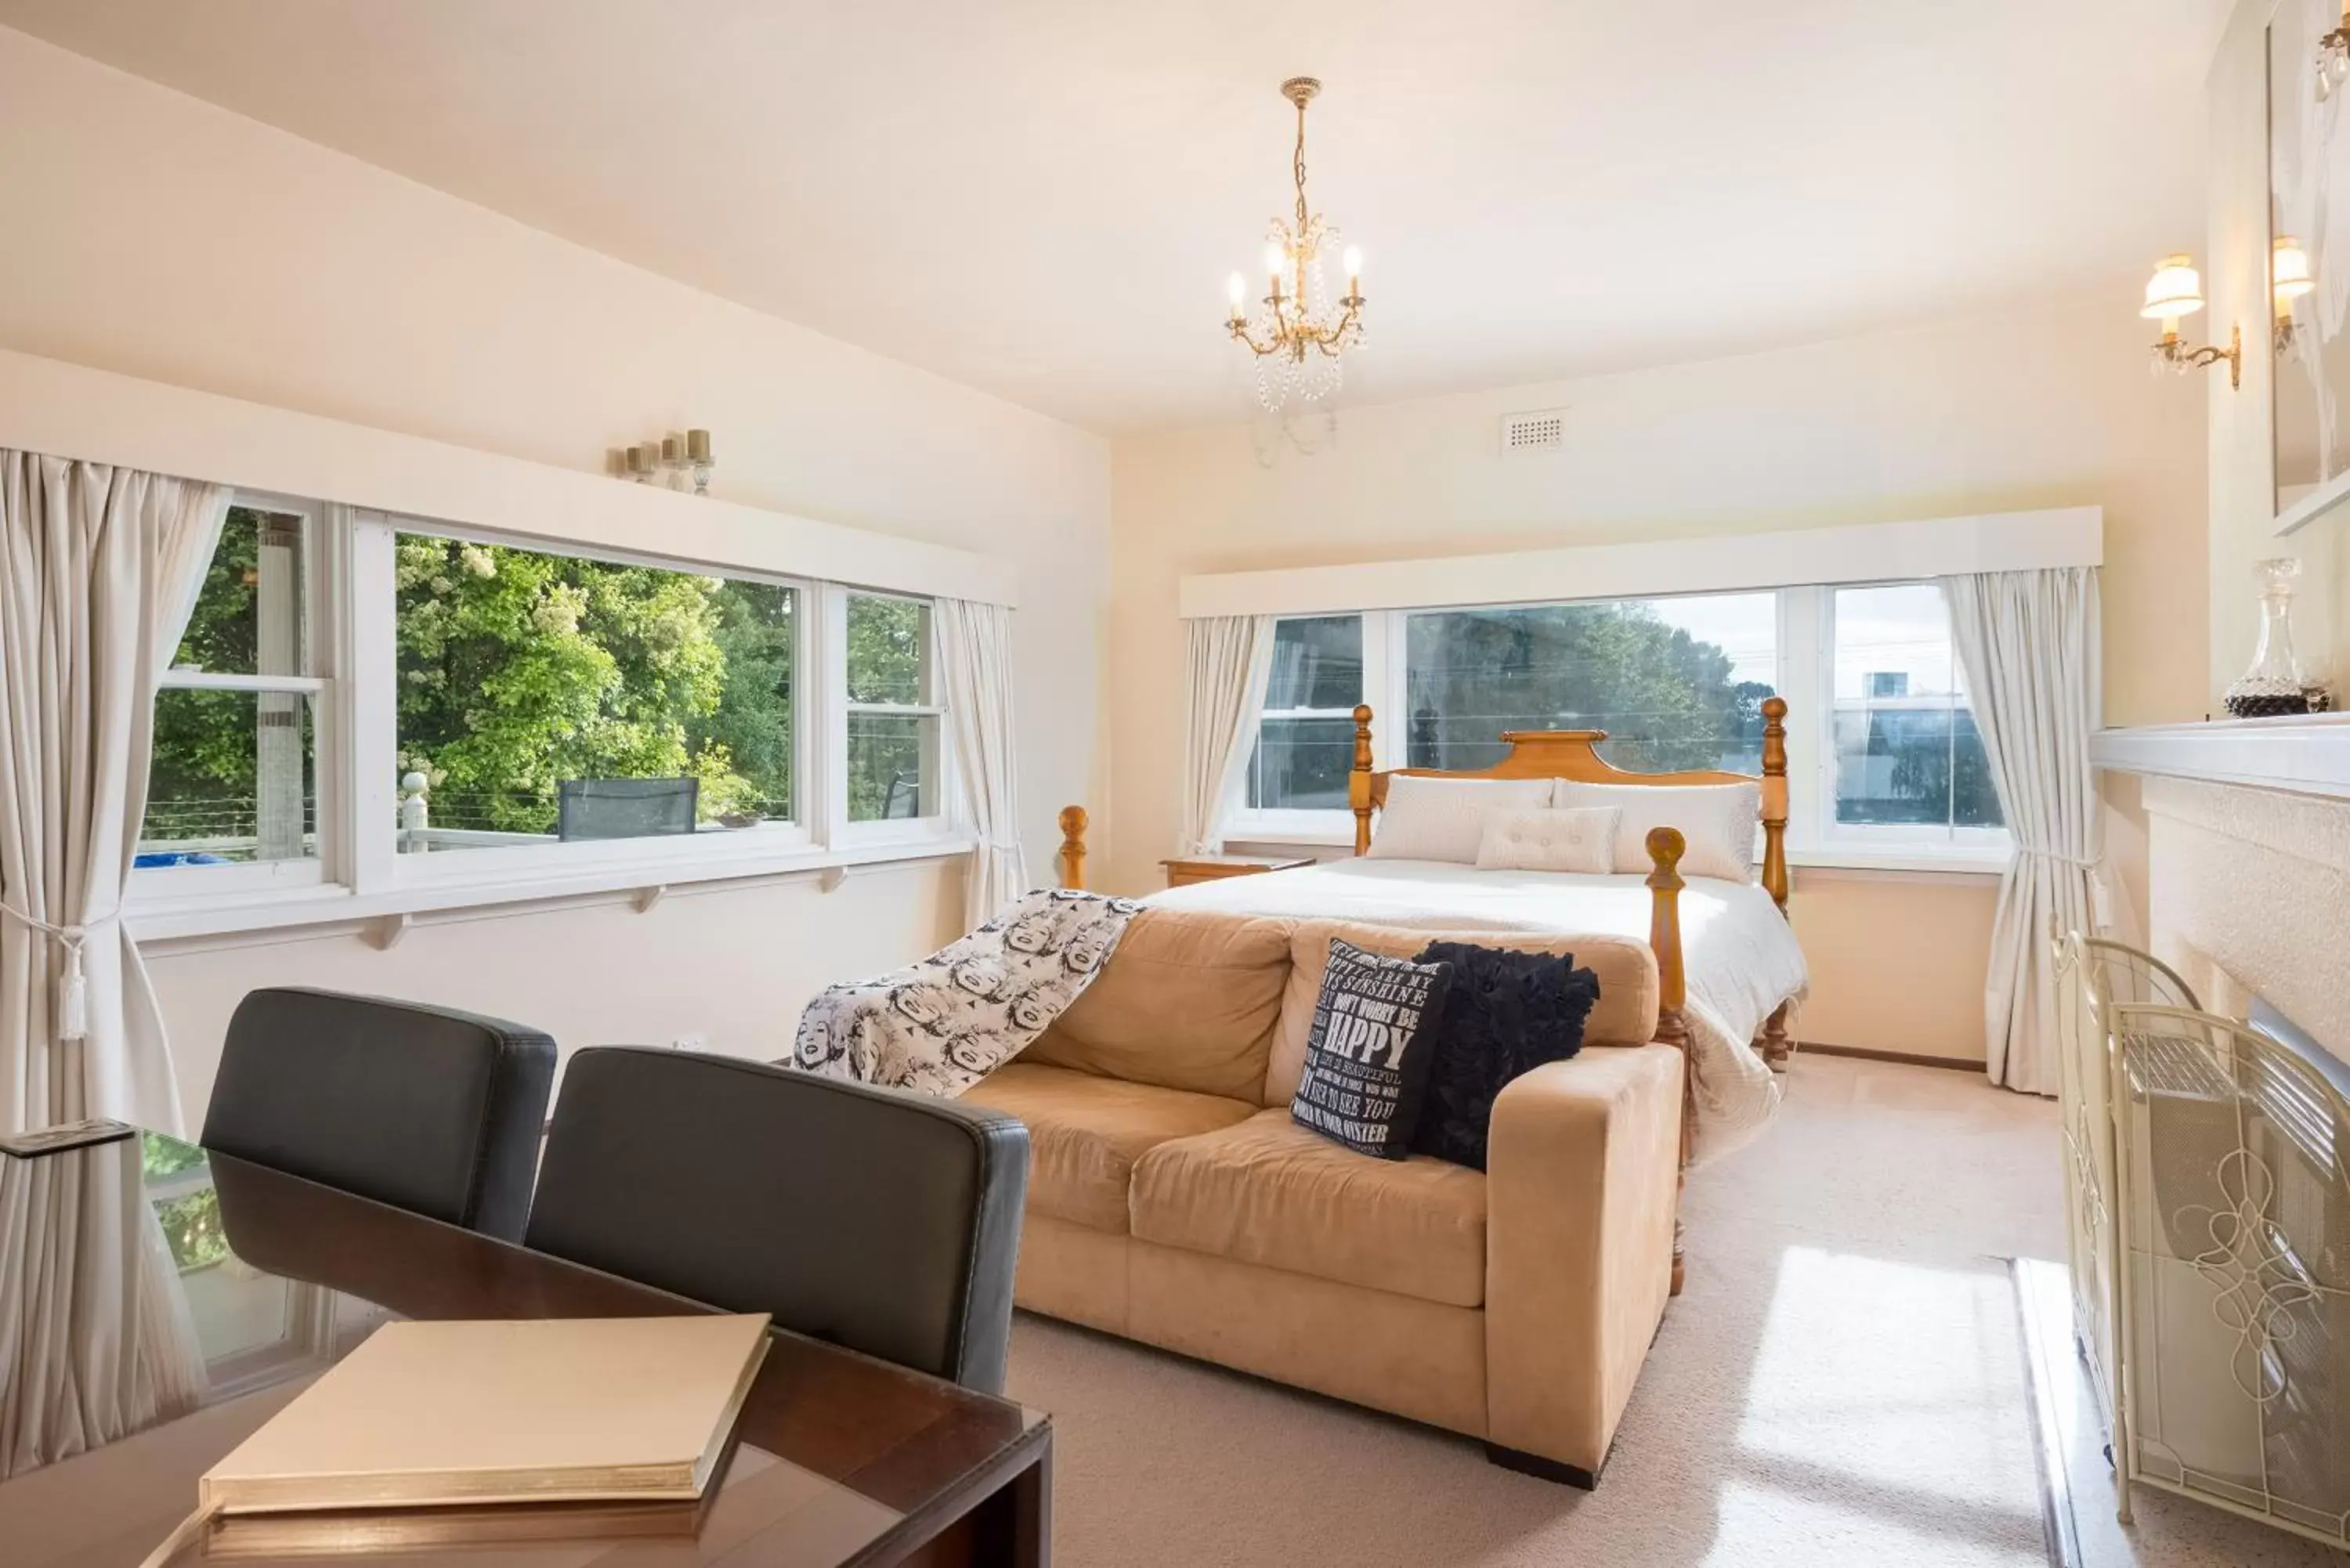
[
  {"xmin": 1058, "ymin": 804, "xmax": 1088, "ymax": 891},
  {"xmin": 1759, "ymin": 695, "xmax": 1789, "ymax": 916},
  {"xmin": 1644, "ymin": 824, "xmax": 1694, "ymax": 1298},
  {"xmin": 1348, "ymin": 703, "xmax": 1376, "ymax": 855}
]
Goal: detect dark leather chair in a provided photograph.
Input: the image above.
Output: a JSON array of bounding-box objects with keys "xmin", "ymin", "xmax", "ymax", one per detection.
[
  {"xmin": 524, "ymin": 1048, "xmax": 1030, "ymax": 1394},
  {"xmin": 201, "ymin": 988, "xmax": 555, "ymax": 1242}
]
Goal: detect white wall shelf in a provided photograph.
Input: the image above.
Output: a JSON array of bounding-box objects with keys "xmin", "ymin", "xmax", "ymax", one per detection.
[{"xmin": 2089, "ymin": 714, "xmax": 2350, "ymax": 800}]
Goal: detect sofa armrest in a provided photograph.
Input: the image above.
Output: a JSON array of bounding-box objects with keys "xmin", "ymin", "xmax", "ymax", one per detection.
[{"xmin": 1484, "ymin": 1043, "xmax": 1683, "ymax": 1475}]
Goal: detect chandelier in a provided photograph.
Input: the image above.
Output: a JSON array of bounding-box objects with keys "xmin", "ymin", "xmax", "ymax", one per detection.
[{"xmin": 1224, "ymin": 77, "xmax": 1366, "ymax": 413}]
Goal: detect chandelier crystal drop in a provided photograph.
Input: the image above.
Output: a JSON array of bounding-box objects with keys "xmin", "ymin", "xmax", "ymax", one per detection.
[{"xmin": 1224, "ymin": 78, "xmax": 1367, "ymax": 413}]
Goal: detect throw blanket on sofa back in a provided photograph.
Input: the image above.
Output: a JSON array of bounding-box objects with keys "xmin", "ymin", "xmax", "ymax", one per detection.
[{"xmin": 790, "ymin": 888, "xmax": 1142, "ymax": 1096}]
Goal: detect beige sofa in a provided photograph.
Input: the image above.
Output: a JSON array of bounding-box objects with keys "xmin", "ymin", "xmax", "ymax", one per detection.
[{"xmin": 960, "ymin": 907, "xmax": 1684, "ymax": 1486}]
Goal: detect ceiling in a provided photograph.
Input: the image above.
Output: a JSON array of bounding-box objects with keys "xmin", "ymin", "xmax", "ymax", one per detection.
[{"xmin": 0, "ymin": 1, "xmax": 2235, "ymax": 432}]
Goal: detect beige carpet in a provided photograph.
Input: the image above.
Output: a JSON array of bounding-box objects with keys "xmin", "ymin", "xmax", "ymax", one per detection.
[{"xmin": 1002, "ymin": 1053, "xmax": 2332, "ymax": 1567}]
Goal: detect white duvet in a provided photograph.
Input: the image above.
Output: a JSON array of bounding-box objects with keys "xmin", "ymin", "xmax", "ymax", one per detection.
[{"xmin": 1146, "ymin": 858, "xmax": 1806, "ymax": 1163}]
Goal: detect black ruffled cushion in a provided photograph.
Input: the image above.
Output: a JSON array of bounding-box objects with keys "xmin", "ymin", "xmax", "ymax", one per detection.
[{"xmin": 1408, "ymin": 941, "xmax": 1602, "ymax": 1171}]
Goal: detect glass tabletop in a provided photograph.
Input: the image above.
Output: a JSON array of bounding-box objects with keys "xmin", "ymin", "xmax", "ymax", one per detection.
[{"xmin": 0, "ymin": 1127, "xmax": 1046, "ymax": 1567}]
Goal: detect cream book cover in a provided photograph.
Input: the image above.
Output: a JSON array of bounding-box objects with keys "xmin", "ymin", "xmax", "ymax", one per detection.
[{"xmin": 200, "ymin": 1314, "xmax": 772, "ymax": 1515}]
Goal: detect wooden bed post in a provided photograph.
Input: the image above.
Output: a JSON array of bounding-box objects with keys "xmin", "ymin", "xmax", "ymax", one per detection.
[
  {"xmin": 1057, "ymin": 805, "xmax": 1087, "ymax": 891},
  {"xmin": 1347, "ymin": 703, "xmax": 1376, "ymax": 855},
  {"xmin": 1645, "ymin": 826, "xmax": 1694, "ymax": 1299},
  {"xmin": 1756, "ymin": 695, "xmax": 1794, "ymax": 1068}
]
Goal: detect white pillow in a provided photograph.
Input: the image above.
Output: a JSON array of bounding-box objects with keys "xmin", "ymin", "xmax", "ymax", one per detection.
[
  {"xmin": 1552, "ymin": 780, "xmax": 1761, "ymax": 883},
  {"xmin": 1366, "ymin": 775, "xmax": 1557, "ymax": 864},
  {"xmin": 1474, "ymin": 806, "xmax": 1621, "ymax": 874}
]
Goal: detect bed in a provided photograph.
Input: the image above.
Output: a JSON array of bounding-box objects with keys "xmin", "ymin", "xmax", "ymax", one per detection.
[{"xmin": 1055, "ymin": 695, "xmax": 1807, "ymax": 1169}]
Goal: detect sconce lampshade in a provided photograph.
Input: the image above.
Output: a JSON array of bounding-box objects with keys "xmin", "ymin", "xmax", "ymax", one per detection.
[
  {"xmin": 2274, "ymin": 237, "xmax": 2316, "ymax": 302},
  {"xmin": 2141, "ymin": 255, "xmax": 2207, "ymax": 320}
]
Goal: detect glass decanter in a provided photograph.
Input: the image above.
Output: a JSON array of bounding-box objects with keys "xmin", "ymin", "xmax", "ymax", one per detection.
[{"xmin": 2224, "ymin": 557, "xmax": 2312, "ymax": 717}]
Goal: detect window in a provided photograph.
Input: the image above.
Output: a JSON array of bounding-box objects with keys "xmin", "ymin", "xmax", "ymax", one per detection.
[
  {"xmin": 143, "ymin": 504, "xmax": 325, "ymax": 875},
  {"xmin": 1826, "ymin": 583, "xmax": 2003, "ymax": 840},
  {"xmin": 1403, "ymin": 592, "xmax": 1779, "ymax": 775},
  {"xmin": 1222, "ymin": 582, "xmax": 2009, "ymax": 869},
  {"xmin": 842, "ymin": 592, "xmax": 942, "ymax": 824},
  {"xmin": 393, "ymin": 531, "xmax": 798, "ymax": 850},
  {"xmin": 131, "ymin": 493, "xmax": 976, "ymax": 926},
  {"xmin": 1246, "ymin": 614, "xmax": 1363, "ymax": 810}
]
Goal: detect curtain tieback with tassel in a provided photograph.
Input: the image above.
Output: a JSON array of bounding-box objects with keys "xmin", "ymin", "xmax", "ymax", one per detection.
[
  {"xmin": 0, "ymin": 899, "xmax": 99, "ymax": 1042},
  {"xmin": 2008, "ymin": 843, "xmax": 2100, "ymax": 871}
]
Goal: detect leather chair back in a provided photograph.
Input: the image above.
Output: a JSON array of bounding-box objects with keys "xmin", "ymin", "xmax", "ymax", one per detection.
[
  {"xmin": 201, "ymin": 988, "xmax": 555, "ymax": 1242},
  {"xmin": 525, "ymin": 1048, "xmax": 1030, "ymax": 1393}
]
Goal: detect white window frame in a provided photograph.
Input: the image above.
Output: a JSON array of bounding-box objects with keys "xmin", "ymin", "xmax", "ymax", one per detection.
[
  {"xmin": 128, "ymin": 503, "xmax": 974, "ymax": 936},
  {"xmin": 384, "ymin": 517, "xmax": 822, "ymax": 889},
  {"xmin": 831, "ymin": 586, "xmax": 954, "ymax": 848},
  {"xmin": 1219, "ymin": 583, "xmax": 2013, "ymax": 874},
  {"xmin": 1235, "ymin": 612, "xmax": 1390, "ymax": 843},
  {"xmin": 131, "ymin": 493, "xmax": 342, "ymax": 901},
  {"xmin": 1806, "ymin": 582, "xmax": 2011, "ymax": 864}
]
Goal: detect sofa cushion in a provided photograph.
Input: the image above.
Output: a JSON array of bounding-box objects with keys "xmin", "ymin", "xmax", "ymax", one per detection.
[
  {"xmin": 1023, "ymin": 909, "xmax": 1296, "ymax": 1100},
  {"xmin": 1264, "ymin": 921, "xmax": 1659, "ymax": 1107},
  {"xmin": 961, "ymin": 1062, "xmax": 1256, "ymax": 1235},
  {"xmin": 1130, "ymin": 1109, "xmax": 1488, "ymax": 1309}
]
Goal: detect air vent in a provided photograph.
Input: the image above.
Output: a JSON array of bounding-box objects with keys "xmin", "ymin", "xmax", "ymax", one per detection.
[{"xmin": 1501, "ymin": 408, "xmax": 1566, "ymax": 454}]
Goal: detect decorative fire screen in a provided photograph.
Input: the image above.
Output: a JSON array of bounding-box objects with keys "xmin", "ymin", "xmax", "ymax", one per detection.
[{"xmin": 2105, "ymin": 1001, "xmax": 2350, "ymax": 1548}]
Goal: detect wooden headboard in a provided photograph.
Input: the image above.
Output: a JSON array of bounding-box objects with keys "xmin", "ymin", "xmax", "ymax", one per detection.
[{"xmin": 1346, "ymin": 695, "xmax": 1791, "ymax": 912}]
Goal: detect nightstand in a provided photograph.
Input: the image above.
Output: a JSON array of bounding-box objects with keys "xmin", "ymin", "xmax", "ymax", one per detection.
[{"xmin": 1160, "ymin": 853, "xmax": 1315, "ymax": 887}]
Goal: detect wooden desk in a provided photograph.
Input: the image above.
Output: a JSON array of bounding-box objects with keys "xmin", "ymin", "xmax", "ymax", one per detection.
[
  {"xmin": 1159, "ymin": 853, "xmax": 1314, "ymax": 887},
  {"xmin": 0, "ymin": 1129, "xmax": 1049, "ymax": 1568}
]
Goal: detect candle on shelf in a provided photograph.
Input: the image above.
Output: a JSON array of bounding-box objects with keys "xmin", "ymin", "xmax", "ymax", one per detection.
[
  {"xmin": 625, "ymin": 444, "xmax": 651, "ymax": 476},
  {"xmin": 661, "ymin": 435, "xmax": 682, "ymax": 464},
  {"xmin": 686, "ymin": 428, "xmax": 712, "ymax": 463}
]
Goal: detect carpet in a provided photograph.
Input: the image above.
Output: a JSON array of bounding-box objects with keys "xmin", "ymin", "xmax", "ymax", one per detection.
[{"xmin": 1002, "ymin": 1053, "xmax": 2067, "ymax": 1566}]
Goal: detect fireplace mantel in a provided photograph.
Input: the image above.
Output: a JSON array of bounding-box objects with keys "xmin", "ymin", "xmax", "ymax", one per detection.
[{"xmin": 2089, "ymin": 714, "xmax": 2350, "ymax": 800}]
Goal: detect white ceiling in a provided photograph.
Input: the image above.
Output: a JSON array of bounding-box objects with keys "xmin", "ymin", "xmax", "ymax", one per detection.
[{"xmin": 0, "ymin": 1, "xmax": 2235, "ymax": 432}]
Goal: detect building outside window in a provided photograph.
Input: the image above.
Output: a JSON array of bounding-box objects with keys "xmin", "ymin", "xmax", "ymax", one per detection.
[{"xmin": 1827, "ymin": 582, "xmax": 2003, "ymax": 837}]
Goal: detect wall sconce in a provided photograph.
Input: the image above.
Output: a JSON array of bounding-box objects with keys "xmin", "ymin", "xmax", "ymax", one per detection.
[
  {"xmin": 2321, "ymin": 2, "xmax": 2350, "ymax": 99},
  {"xmin": 2141, "ymin": 254, "xmax": 2240, "ymax": 389},
  {"xmin": 2273, "ymin": 236, "xmax": 2316, "ymax": 358}
]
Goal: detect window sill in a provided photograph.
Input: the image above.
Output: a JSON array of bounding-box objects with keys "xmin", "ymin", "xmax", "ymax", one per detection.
[
  {"xmin": 1787, "ymin": 845, "xmax": 2010, "ymax": 881},
  {"xmin": 126, "ymin": 834, "xmax": 976, "ymax": 945}
]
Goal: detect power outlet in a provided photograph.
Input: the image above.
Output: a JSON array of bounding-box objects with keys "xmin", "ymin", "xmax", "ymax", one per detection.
[{"xmin": 671, "ymin": 1034, "xmax": 708, "ymax": 1053}]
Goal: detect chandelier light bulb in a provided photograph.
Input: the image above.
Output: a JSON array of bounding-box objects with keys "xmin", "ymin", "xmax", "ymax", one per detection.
[
  {"xmin": 1343, "ymin": 246, "xmax": 1363, "ymax": 282},
  {"xmin": 1264, "ymin": 243, "xmax": 1287, "ymax": 280}
]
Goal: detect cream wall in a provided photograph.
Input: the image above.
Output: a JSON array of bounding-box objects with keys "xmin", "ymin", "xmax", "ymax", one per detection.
[
  {"xmin": 0, "ymin": 26, "xmax": 1110, "ymax": 1115},
  {"xmin": 1108, "ymin": 293, "xmax": 2210, "ymax": 1060}
]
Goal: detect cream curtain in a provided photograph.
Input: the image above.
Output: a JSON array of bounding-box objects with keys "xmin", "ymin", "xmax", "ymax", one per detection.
[
  {"xmin": 0, "ymin": 1134, "xmax": 208, "ymax": 1479},
  {"xmin": 936, "ymin": 598, "xmax": 1029, "ymax": 927},
  {"xmin": 1180, "ymin": 615, "xmax": 1276, "ymax": 856},
  {"xmin": 1941, "ymin": 566, "xmax": 2105, "ymax": 1097},
  {"xmin": 0, "ymin": 452, "xmax": 230, "ymax": 1136}
]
